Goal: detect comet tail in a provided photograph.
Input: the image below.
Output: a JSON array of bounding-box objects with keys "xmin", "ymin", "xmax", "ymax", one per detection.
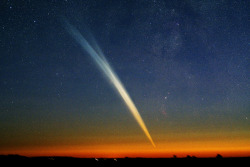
[{"xmin": 64, "ymin": 20, "xmax": 155, "ymax": 147}]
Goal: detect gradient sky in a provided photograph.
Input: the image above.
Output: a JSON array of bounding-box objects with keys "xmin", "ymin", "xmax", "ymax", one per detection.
[{"xmin": 0, "ymin": 0, "xmax": 249, "ymax": 157}]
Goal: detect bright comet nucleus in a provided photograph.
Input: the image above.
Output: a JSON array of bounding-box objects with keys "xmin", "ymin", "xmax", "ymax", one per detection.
[{"xmin": 63, "ymin": 20, "xmax": 156, "ymax": 147}]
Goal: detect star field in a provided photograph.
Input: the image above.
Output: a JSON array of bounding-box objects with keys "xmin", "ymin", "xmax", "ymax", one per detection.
[{"xmin": 0, "ymin": 0, "xmax": 249, "ymax": 157}]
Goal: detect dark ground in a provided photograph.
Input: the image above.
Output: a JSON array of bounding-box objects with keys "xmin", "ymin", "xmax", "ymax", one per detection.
[{"xmin": 0, "ymin": 155, "xmax": 249, "ymax": 166}]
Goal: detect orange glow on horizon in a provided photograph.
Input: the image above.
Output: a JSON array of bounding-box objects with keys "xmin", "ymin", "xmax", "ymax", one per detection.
[
  {"xmin": 1, "ymin": 139, "xmax": 249, "ymax": 158},
  {"xmin": 1, "ymin": 126, "xmax": 249, "ymax": 158}
]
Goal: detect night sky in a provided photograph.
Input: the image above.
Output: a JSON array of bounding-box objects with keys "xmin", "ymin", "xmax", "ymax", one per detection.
[{"xmin": 0, "ymin": 0, "xmax": 249, "ymax": 157}]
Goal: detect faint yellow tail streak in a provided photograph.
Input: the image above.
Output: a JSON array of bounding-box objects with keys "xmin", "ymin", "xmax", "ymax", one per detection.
[{"xmin": 64, "ymin": 20, "xmax": 156, "ymax": 147}]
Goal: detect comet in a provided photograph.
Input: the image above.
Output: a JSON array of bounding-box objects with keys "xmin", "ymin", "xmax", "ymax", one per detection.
[{"xmin": 63, "ymin": 20, "xmax": 156, "ymax": 147}]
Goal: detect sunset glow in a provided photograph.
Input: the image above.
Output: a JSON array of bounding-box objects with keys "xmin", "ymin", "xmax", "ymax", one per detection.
[{"xmin": 0, "ymin": 0, "xmax": 249, "ymax": 159}]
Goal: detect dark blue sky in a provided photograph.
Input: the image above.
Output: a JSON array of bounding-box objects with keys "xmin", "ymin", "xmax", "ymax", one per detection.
[{"xmin": 0, "ymin": 0, "xmax": 249, "ymax": 156}]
